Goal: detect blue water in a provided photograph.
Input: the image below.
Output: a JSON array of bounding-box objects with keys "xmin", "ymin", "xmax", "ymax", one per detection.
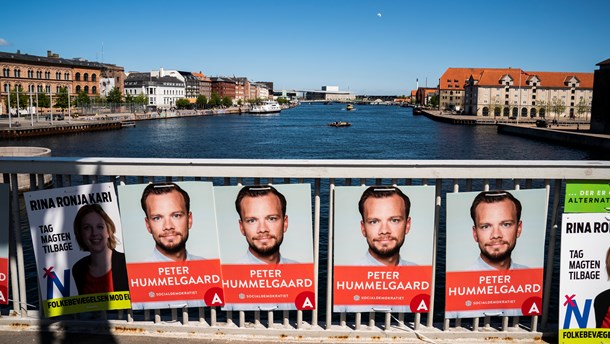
[
  {"xmin": 4, "ymin": 104, "xmax": 604, "ymax": 326},
  {"xmin": 5, "ymin": 103, "xmax": 606, "ymax": 160}
]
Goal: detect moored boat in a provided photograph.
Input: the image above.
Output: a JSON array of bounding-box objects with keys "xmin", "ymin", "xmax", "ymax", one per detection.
[
  {"xmin": 249, "ymin": 100, "xmax": 282, "ymax": 114},
  {"xmin": 328, "ymin": 121, "xmax": 351, "ymax": 127},
  {"xmin": 346, "ymin": 104, "xmax": 354, "ymax": 111}
]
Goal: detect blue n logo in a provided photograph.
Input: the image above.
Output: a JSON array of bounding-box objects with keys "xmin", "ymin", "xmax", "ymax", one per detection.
[
  {"xmin": 563, "ymin": 294, "xmax": 591, "ymax": 329},
  {"xmin": 43, "ymin": 267, "xmax": 70, "ymax": 299}
]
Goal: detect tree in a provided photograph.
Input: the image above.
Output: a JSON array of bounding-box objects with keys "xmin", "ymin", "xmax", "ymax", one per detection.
[
  {"xmin": 489, "ymin": 96, "xmax": 502, "ymax": 119},
  {"xmin": 537, "ymin": 99, "xmax": 549, "ymax": 118},
  {"xmin": 54, "ymin": 86, "xmax": 70, "ymax": 113},
  {"xmin": 277, "ymin": 97, "xmax": 289, "ymax": 105},
  {"xmin": 36, "ymin": 92, "xmax": 50, "ymax": 108},
  {"xmin": 176, "ymin": 98, "xmax": 190, "ymax": 109},
  {"xmin": 550, "ymin": 97, "xmax": 566, "ymax": 121},
  {"xmin": 209, "ymin": 92, "xmax": 221, "ymax": 108},
  {"xmin": 196, "ymin": 95, "xmax": 208, "ymax": 109},
  {"xmin": 134, "ymin": 94, "xmax": 148, "ymax": 107},
  {"xmin": 76, "ymin": 91, "xmax": 90, "ymax": 107},
  {"xmin": 107, "ymin": 87, "xmax": 122, "ymax": 112},
  {"xmin": 428, "ymin": 94, "xmax": 439, "ymax": 108},
  {"xmin": 575, "ymin": 98, "xmax": 591, "ymax": 120},
  {"xmin": 7, "ymin": 85, "xmax": 29, "ymax": 114},
  {"xmin": 221, "ymin": 96, "xmax": 233, "ymax": 108}
]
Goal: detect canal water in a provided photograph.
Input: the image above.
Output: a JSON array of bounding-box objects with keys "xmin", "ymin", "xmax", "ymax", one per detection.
[
  {"xmin": 4, "ymin": 103, "xmax": 606, "ymax": 160},
  {"xmin": 3, "ymin": 103, "xmax": 604, "ymax": 324}
]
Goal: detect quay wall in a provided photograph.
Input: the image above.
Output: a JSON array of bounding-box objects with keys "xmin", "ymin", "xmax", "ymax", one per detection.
[
  {"xmin": 0, "ymin": 122, "xmax": 122, "ymax": 139},
  {"xmin": 497, "ymin": 124, "xmax": 610, "ymax": 150}
]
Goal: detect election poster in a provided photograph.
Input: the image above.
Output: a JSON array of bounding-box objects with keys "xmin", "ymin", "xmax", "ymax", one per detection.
[
  {"xmin": 24, "ymin": 182, "xmax": 130, "ymax": 317},
  {"xmin": 445, "ymin": 189, "xmax": 547, "ymax": 319},
  {"xmin": 118, "ymin": 181, "xmax": 224, "ymax": 310},
  {"xmin": 0, "ymin": 184, "xmax": 9, "ymax": 305},
  {"xmin": 333, "ymin": 185, "xmax": 435, "ymax": 313},
  {"xmin": 215, "ymin": 184, "xmax": 315, "ymax": 311},
  {"xmin": 559, "ymin": 181, "xmax": 610, "ymax": 343}
]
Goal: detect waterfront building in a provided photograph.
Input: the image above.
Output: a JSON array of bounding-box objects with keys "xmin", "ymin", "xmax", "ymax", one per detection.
[
  {"xmin": 415, "ymin": 87, "xmax": 438, "ymax": 106},
  {"xmin": 124, "ymin": 70, "xmax": 184, "ymax": 110},
  {"xmin": 192, "ymin": 72, "xmax": 212, "ymax": 99},
  {"xmin": 440, "ymin": 67, "xmax": 594, "ymax": 120},
  {"xmin": 591, "ymin": 58, "xmax": 610, "ymax": 134},
  {"xmin": 304, "ymin": 86, "xmax": 355, "ymax": 101},
  {"xmin": 0, "ymin": 50, "xmax": 124, "ymax": 114},
  {"xmin": 249, "ymin": 82, "xmax": 270, "ymax": 100},
  {"xmin": 210, "ymin": 76, "xmax": 236, "ymax": 100}
]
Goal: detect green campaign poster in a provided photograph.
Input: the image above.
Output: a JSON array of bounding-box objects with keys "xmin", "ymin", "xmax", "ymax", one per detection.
[{"xmin": 564, "ymin": 181, "xmax": 610, "ymax": 213}]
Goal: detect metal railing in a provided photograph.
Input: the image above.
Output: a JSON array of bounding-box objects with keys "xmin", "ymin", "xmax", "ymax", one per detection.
[{"xmin": 2, "ymin": 157, "xmax": 609, "ymax": 341}]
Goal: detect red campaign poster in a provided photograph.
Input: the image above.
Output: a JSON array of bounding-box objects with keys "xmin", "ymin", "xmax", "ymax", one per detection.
[
  {"xmin": 0, "ymin": 184, "xmax": 8, "ymax": 305},
  {"xmin": 445, "ymin": 189, "xmax": 548, "ymax": 318},
  {"xmin": 215, "ymin": 184, "xmax": 316, "ymax": 311},
  {"xmin": 118, "ymin": 181, "xmax": 224, "ymax": 310},
  {"xmin": 333, "ymin": 186, "xmax": 436, "ymax": 313}
]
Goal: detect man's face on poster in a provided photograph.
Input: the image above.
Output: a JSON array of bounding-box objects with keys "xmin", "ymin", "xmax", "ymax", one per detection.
[
  {"xmin": 472, "ymin": 199, "xmax": 522, "ymax": 263},
  {"xmin": 360, "ymin": 194, "xmax": 411, "ymax": 258},
  {"xmin": 144, "ymin": 189, "xmax": 192, "ymax": 255},
  {"xmin": 239, "ymin": 193, "xmax": 288, "ymax": 257}
]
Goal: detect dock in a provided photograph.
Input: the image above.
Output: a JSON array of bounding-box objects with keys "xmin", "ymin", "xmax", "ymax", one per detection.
[{"xmin": 420, "ymin": 109, "xmax": 610, "ymax": 150}]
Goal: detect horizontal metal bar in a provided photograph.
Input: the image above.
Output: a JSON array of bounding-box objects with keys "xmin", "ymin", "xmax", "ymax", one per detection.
[{"xmin": 1, "ymin": 157, "xmax": 609, "ymax": 179}]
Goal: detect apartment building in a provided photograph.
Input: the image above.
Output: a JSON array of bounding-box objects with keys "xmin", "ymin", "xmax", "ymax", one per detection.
[
  {"xmin": 440, "ymin": 67, "xmax": 594, "ymax": 119},
  {"xmin": 0, "ymin": 50, "xmax": 123, "ymax": 113},
  {"xmin": 124, "ymin": 71, "xmax": 184, "ymax": 110}
]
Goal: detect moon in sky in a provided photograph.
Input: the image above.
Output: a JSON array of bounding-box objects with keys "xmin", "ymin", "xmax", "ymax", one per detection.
[{"xmin": 377, "ymin": 12, "xmax": 382, "ymax": 17}]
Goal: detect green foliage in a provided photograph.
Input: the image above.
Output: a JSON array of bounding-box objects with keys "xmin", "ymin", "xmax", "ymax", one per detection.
[
  {"xmin": 196, "ymin": 95, "xmax": 208, "ymax": 109},
  {"xmin": 429, "ymin": 94, "xmax": 439, "ymax": 108},
  {"xmin": 106, "ymin": 87, "xmax": 123, "ymax": 104},
  {"xmin": 76, "ymin": 91, "xmax": 90, "ymax": 106},
  {"xmin": 36, "ymin": 92, "xmax": 50, "ymax": 108},
  {"xmin": 175, "ymin": 98, "xmax": 190, "ymax": 109},
  {"xmin": 134, "ymin": 94, "xmax": 148, "ymax": 106},
  {"xmin": 54, "ymin": 86, "xmax": 70, "ymax": 111},
  {"xmin": 8, "ymin": 85, "xmax": 29, "ymax": 110},
  {"xmin": 550, "ymin": 97, "xmax": 566, "ymax": 119},
  {"xmin": 209, "ymin": 92, "xmax": 221, "ymax": 107},
  {"xmin": 221, "ymin": 96, "xmax": 233, "ymax": 108},
  {"xmin": 276, "ymin": 97, "xmax": 289, "ymax": 105},
  {"xmin": 575, "ymin": 98, "xmax": 591, "ymax": 119}
]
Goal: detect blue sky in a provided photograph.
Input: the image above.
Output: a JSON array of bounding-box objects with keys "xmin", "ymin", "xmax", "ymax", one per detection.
[{"xmin": 2, "ymin": 0, "xmax": 609, "ymax": 95}]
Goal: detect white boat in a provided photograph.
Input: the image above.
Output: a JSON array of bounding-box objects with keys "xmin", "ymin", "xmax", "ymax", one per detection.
[{"xmin": 249, "ymin": 100, "xmax": 282, "ymax": 114}]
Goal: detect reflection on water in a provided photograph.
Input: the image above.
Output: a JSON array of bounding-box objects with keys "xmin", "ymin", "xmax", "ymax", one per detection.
[{"xmin": 4, "ymin": 103, "xmax": 606, "ymax": 160}]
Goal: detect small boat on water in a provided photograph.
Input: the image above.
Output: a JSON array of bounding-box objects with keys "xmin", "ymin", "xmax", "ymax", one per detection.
[
  {"xmin": 328, "ymin": 121, "xmax": 351, "ymax": 127},
  {"xmin": 121, "ymin": 121, "xmax": 136, "ymax": 127},
  {"xmin": 249, "ymin": 100, "xmax": 282, "ymax": 114},
  {"xmin": 413, "ymin": 106, "xmax": 423, "ymax": 115},
  {"xmin": 346, "ymin": 104, "xmax": 354, "ymax": 111}
]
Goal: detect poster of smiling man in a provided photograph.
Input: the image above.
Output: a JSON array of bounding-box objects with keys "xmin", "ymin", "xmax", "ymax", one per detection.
[
  {"xmin": 118, "ymin": 181, "xmax": 224, "ymax": 310},
  {"xmin": 0, "ymin": 184, "xmax": 9, "ymax": 305},
  {"xmin": 24, "ymin": 182, "xmax": 130, "ymax": 317},
  {"xmin": 215, "ymin": 184, "xmax": 315, "ymax": 311},
  {"xmin": 333, "ymin": 185, "xmax": 435, "ymax": 313},
  {"xmin": 445, "ymin": 188, "xmax": 548, "ymax": 319}
]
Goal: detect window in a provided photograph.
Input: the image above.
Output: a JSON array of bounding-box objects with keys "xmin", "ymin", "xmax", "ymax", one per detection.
[
  {"xmin": 512, "ymin": 108, "xmax": 518, "ymax": 117},
  {"xmin": 14, "ymin": 69, "xmax": 20, "ymax": 77},
  {"xmin": 505, "ymin": 94, "xmax": 509, "ymax": 99},
  {"xmin": 482, "ymin": 107, "xmax": 489, "ymax": 116},
  {"xmin": 532, "ymin": 88, "xmax": 536, "ymax": 93},
  {"xmin": 521, "ymin": 108, "xmax": 528, "ymax": 117},
  {"xmin": 92, "ymin": 74, "xmax": 96, "ymax": 82},
  {"xmin": 3, "ymin": 84, "xmax": 8, "ymax": 92},
  {"xmin": 45, "ymin": 72, "xmax": 50, "ymax": 79},
  {"xmin": 532, "ymin": 95, "xmax": 536, "ymax": 99},
  {"xmin": 36, "ymin": 71, "xmax": 42, "ymax": 78},
  {"xmin": 92, "ymin": 86, "xmax": 96, "ymax": 94},
  {"xmin": 532, "ymin": 101, "xmax": 536, "ymax": 106},
  {"xmin": 65, "ymin": 73, "xmax": 70, "ymax": 80},
  {"xmin": 2, "ymin": 68, "xmax": 8, "ymax": 77},
  {"xmin": 56, "ymin": 86, "xmax": 61, "ymax": 93},
  {"xmin": 84, "ymin": 86, "xmax": 89, "ymax": 94},
  {"xmin": 76, "ymin": 85, "xmax": 81, "ymax": 93},
  {"xmin": 84, "ymin": 73, "xmax": 89, "ymax": 81},
  {"xmin": 571, "ymin": 89, "xmax": 575, "ymax": 94},
  {"xmin": 503, "ymin": 107, "xmax": 509, "ymax": 116},
  {"xmin": 56, "ymin": 72, "xmax": 61, "ymax": 80},
  {"xmin": 571, "ymin": 102, "xmax": 574, "ymax": 106},
  {"xmin": 75, "ymin": 73, "xmax": 81, "ymax": 81},
  {"xmin": 531, "ymin": 108, "xmax": 537, "ymax": 117},
  {"xmin": 28, "ymin": 70, "xmax": 33, "ymax": 78},
  {"xmin": 37, "ymin": 85, "xmax": 43, "ymax": 92}
]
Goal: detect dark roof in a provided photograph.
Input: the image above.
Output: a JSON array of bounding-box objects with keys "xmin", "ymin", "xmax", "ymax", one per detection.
[
  {"xmin": 0, "ymin": 50, "xmax": 116, "ymax": 69},
  {"xmin": 597, "ymin": 58, "xmax": 610, "ymax": 66}
]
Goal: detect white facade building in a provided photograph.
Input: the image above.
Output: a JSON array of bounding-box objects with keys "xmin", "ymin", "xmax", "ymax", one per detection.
[{"xmin": 124, "ymin": 69, "xmax": 185, "ymax": 110}]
